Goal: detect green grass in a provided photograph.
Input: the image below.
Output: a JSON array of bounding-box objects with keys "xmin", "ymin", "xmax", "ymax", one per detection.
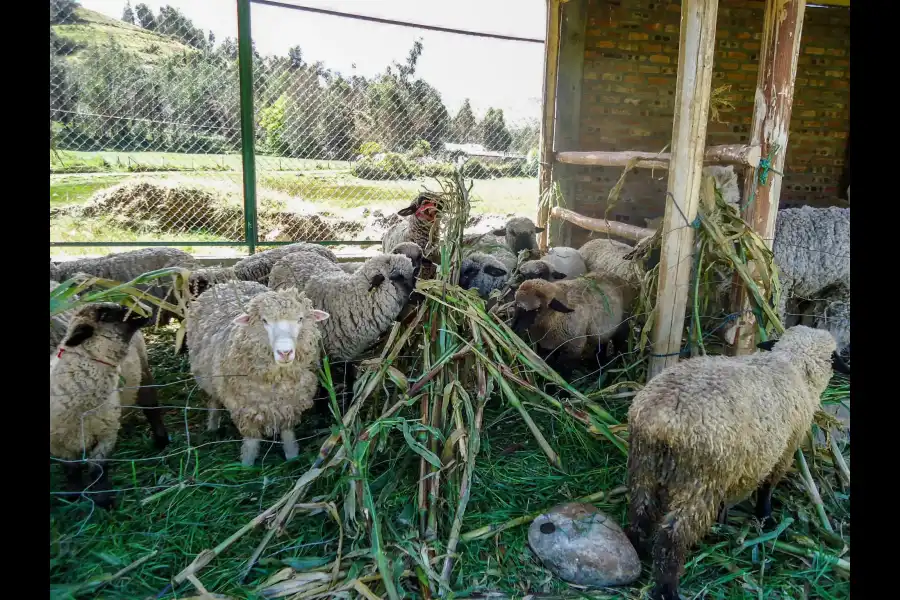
[
  {"xmin": 49, "ymin": 325, "xmax": 850, "ymax": 599},
  {"xmin": 51, "ymin": 150, "xmax": 351, "ymax": 174},
  {"xmin": 50, "ymin": 175, "xmax": 128, "ymax": 206}
]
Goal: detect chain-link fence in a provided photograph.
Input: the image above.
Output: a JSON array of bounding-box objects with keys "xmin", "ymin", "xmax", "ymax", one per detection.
[{"xmin": 50, "ymin": 0, "xmax": 543, "ymax": 258}]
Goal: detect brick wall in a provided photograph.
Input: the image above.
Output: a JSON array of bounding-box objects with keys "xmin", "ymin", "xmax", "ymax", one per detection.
[{"xmin": 566, "ymin": 0, "xmax": 849, "ymax": 246}]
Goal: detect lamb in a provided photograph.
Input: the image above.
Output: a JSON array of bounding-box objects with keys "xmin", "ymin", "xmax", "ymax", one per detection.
[
  {"xmin": 490, "ymin": 216, "xmax": 545, "ymax": 255},
  {"xmin": 626, "ymin": 325, "xmax": 850, "ymax": 600},
  {"xmin": 186, "ymin": 281, "xmax": 329, "ymax": 466},
  {"xmin": 460, "ymin": 252, "xmax": 511, "ymax": 299},
  {"xmin": 50, "ymin": 303, "xmax": 169, "ymax": 508},
  {"xmin": 338, "ymin": 242, "xmax": 431, "ymax": 279},
  {"xmin": 512, "ymin": 272, "xmax": 634, "ymax": 375},
  {"xmin": 462, "ymin": 232, "xmax": 518, "ymax": 273},
  {"xmin": 578, "ymin": 238, "xmax": 645, "ymax": 288},
  {"xmin": 269, "ymin": 252, "xmax": 417, "ymax": 362},
  {"xmin": 188, "ymin": 242, "xmax": 338, "ymax": 299},
  {"xmin": 54, "ymin": 247, "xmax": 198, "ymax": 325},
  {"xmin": 381, "ymin": 192, "xmax": 444, "ymax": 277}
]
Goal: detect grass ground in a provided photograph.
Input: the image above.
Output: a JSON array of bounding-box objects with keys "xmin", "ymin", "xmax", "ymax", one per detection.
[
  {"xmin": 51, "ymin": 150, "xmax": 352, "ymax": 174},
  {"xmin": 49, "ymin": 326, "xmax": 850, "ymax": 600}
]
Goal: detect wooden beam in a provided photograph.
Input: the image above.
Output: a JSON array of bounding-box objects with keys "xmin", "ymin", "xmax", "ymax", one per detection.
[
  {"xmin": 550, "ymin": 206, "xmax": 657, "ymax": 242},
  {"xmin": 537, "ymin": 0, "xmax": 563, "ymax": 252},
  {"xmin": 549, "ymin": 0, "xmax": 587, "ymax": 248},
  {"xmin": 556, "ymin": 144, "xmax": 761, "ymax": 169},
  {"xmin": 648, "ymin": 0, "xmax": 720, "ymax": 380},
  {"xmin": 727, "ymin": 0, "xmax": 807, "ymax": 356},
  {"xmin": 810, "ymin": 0, "xmax": 847, "ymax": 6}
]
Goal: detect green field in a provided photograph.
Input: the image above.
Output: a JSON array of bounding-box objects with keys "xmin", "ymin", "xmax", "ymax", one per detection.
[{"xmin": 51, "ymin": 150, "xmax": 352, "ymax": 174}]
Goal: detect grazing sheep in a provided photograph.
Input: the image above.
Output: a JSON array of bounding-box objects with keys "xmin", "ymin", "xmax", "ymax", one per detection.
[
  {"xmin": 54, "ymin": 247, "xmax": 197, "ymax": 325},
  {"xmin": 270, "ymin": 252, "xmax": 417, "ymax": 362},
  {"xmin": 188, "ymin": 242, "xmax": 338, "ymax": 299},
  {"xmin": 626, "ymin": 326, "xmax": 850, "ymax": 600},
  {"xmin": 512, "ymin": 273, "xmax": 634, "ymax": 375},
  {"xmin": 811, "ymin": 286, "xmax": 850, "ymax": 356},
  {"xmin": 460, "ymin": 252, "xmax": 511, "ymax": 299},
  {"xmin": 578, "ymin": 239, "xmax": 644, "ymax": 288},
  {"xmin": 186, "ymin": 282, "xmax": 329, "ymax": 466},
  {"xmin": 341, "ymin": 242, "xmax": 432, "ymax": 279},
  {"xmin": 50, "ymin": 303, "xmax": 169, "ymax": 508},
  {"xmin": 491, "ymin": 216, "xmax": 544, "ymax": 255},
  {"xmin": 463, "ymin": 232, "xmax": 518, "ymax": 273},
  {"xmin": 544, "ymin": 246, "xmax": 587, "ymax": 279},
  {"xmin": 517, "ymin": 259, "xmax": 568, "ymax": 283},
  {"xmin": 381, "ymin": 192, "xmax": 444, "ymax": 278}
]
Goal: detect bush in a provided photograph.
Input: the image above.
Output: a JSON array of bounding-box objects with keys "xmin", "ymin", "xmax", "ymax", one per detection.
[
  {"xmin": 352, "ymin": 153, "xmax": 420, "ymax": 180},
  {"xmin": 419, "ymin": 161, "xmax": 455, "ymax": 178},
  {"xmin": 359, "ymin": 141, "xmax": 385, "ymax": 158},
  {"xmin": 523, "ymin": 147, "xmax": 540, "ymax": 177},
  {"xmin": 408, "ymin": 139, "xmax": 432, "ymax": 159}
]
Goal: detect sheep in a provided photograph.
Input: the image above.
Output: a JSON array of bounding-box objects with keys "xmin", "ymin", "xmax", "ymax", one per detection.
[
  {"xmin": 544, "ymin": 246, "xmax": 587, "ymax": 279},
  {"xmin": 54, "ymin": 247, "xmax": 198, "ymax": 325},
  {"xmin": 186, "ymin": 281, "xmax": 330, "ymax": 466},
  {"xmin": 188, "ymin": 242, "xmax": 338, "ymax": 299},
  {"xmin": 381, "ymin": 191, "xmax": 444, "ymax": 277},
  {"xmin": 512, "ymin": 273, "xmax": 634, "ymax": 377},
  {"xmin": 50, "ymin": 303, "xmax": 169, "ymax": 508},
  {"xmin": 462, "ymin": 232, "xmax": 518, "ymax": 273},
  {"xmin": 625, "ymin": 325, "xmax": 850, "ymax": 600},
  {"xmin": 269, "ymin": 252, "xmax": 417, "ymax": 362},
  {"xmin": 340, "ymin": 242, "xmax": 432, "ymax": 280},
  {"xmin": 490, "ymin": 216, "xmax": 545, "ymax": 255},
  {"xmin": 578, "ymin": 239, "xmax": 645, "ymax": 288},
  {"xmin": 517, "ymin": 260, "xmax": 568, "ymax": 283},
  {"xmin": 50, "ymin": 261, "xmax": 61, "ymax": 282},
  {"xmin": 460, "ymin": 252, "xmax": 511, "ymax": 299}
]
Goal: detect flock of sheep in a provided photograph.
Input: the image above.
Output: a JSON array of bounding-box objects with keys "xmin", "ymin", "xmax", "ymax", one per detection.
[{"xmin": 49, "ymin": 170, "xmax": 850, "ymax": 599}]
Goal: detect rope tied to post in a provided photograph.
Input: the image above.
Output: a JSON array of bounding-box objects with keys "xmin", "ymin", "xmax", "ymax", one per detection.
[{"xmin": 742, "ymin": 142, "xmax": 783, "ymax": 211}]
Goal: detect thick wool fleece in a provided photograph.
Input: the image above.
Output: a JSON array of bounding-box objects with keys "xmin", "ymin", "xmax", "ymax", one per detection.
[
  {"xmin": 296, "ymin": 254, "xmax": 416, "ymax": 361},
  {"xmin": 514, "ymin": 273, "xmax": 633, "ymax": 359},
  {"xmin": 578, "ymin": 239, "xmax": 644, "ymax": 287},
  {"xmin": 460, "ymin": 252, "xmax": 510, "ymax": 299},
  {"xmin": 626, "ymin": 326, "xmax": 837, "ymax": 565},
  {"xmin": 186, "ymin": 282, "xmax": 323, "ymax": 442},
  {"xmin": 50, "ymin": 305, "xmax": 148, "ymax": 461},
  {"xmin": 463, "ymin": 233, "xmax": 518, "ymax": 272},
  {"xmin": 268, "ymin": 251, "xmax": 345, "ymax": 292}
]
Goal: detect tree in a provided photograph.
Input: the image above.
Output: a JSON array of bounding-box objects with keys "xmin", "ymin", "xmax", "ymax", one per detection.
[
  {"xmin": 50, "ymin": 0, "xmax": 79, "ymax": 24},
  {"xmin": 452, "ymin": 99, "xmax": 477, "ymax": 144},
  {"xmin": 135, "ymin": 3, "xmax": 157, "ymax": 30},
  {"xmin": 288, "ymin": 46, "xmax": 304, "ymax": 70},
  {"xmin": 122, "ymin": 1, "xmax": 135, "ymax": 24},
  {"xmin": 480, "ymin": 108, "xmax": 512, "ymax": 152}
]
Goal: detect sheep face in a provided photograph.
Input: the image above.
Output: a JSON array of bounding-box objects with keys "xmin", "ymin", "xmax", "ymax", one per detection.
[
  {"xmin": 460, "ymin": 255, "xmax": 509, "ymax": 299},
  {"xmin": 511, "ymin": 280, "xmax": 573, "ymax": 333},
  {"xmin": 756, "ymin": 325, "xmax": 850, "ymax": 376},
  {"xmin": 61, "ymin": 303, "xmax": 150, "ymax": 361},
  {"xmin": 233, "ymin": 290, "xmax": 329, "ymax": 366},
  {"xmin": 492, "ymin": 217, "xmax": 545, "ymax": 254},
  {"xmin": 396, "ymin": 192, "xmax": 443, "ymax": 223},
  {"xmin": 363, "ymin": 253, "xmax": 417, "ymax": 301},
  {"xmin": 391, "ymin": 241, "xmax": 432, "ymax": 279},
  {"xmin": 518, "ymin": 260, "xmax": 566, "ymax": 282}
]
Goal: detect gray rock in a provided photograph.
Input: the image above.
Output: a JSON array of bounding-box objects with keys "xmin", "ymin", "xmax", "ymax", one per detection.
[{"xmin": 528, "ymin": 502, "xmax": 641, "ymax": 587}]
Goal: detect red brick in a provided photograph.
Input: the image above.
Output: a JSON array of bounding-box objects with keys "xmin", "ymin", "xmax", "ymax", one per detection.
[
  {"xmin": 624, "ymin": 75, "xmax": 643, "ymax": 84},
  {"xmin": 726, "ymin": 72, "xmax": 745, "ymax": 81},
  {"xmin": 628, "ymin": 32, "xmax": 649, "ymax": 40},
  {"xmin": 720, "ymin": 62, "xmax": 740, "ymax": 71},
  {"xmin": 639, "ymin": 65, "xmax": 661, "ymax": 73},
  {"xmin": 726, "ymin": 51, "xmax": 748, "ymax": 60},
  {"xmin": 647, "ymin": 77, "xmax": 671, "ymax": 86},
  {"xmin": 596, "ymin": 40, "xmax": 616, "ymax": 49},
  {"xmin": 806, "ymin": 47, "xmax": 826, "ymax": 55},
  {"xmin": 649, "ymin": 54, "xmax": 670, "ymax": 64}
]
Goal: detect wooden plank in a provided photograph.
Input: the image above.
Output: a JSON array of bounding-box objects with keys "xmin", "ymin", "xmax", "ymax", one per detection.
[
  {"xmin": 556, "ymin": 144, "xmax": 761, "ymax": 169},
  {"xmin": 537, "ymin": 0, "xmax": 563, "ymax": 251},
  {"xmin": 549, "ymin": 0, "xmax": 587, "ymax": 248},
  {"xmin": 727, "ymin": 0, "xmax": 807, "ymax": 356},
  {"xmin": 648, "ymin": 0, "xmax": 720, "ymax": 380},
  {"xmin": 550, "ymin": 206, "xmax": 656, "ymax": 242}
]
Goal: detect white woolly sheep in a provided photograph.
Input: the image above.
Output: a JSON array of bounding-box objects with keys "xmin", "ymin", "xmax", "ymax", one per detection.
[
  {"xmin": 516, "ymin": 260, "xmax": 568, "ymax": 284},
  {"xmin": 186, "ymin": 281, "xmax": 330, "ymax": 466},
  {"xmin": 54, "ymin": 247, "xmax": 197, "ymax": 325},
  {"xmin": 578, "ymin": 238, "xmax": 645, "ymax": 288},
  {"xmin": 381, "ymin": 192, "xmax": 444, "ymax": 277},
  {"xmin": 512, "ymin": 272, "xmax": 634, "ymax": 377},
  {"xmin": 490, "ymin": 216, "xmax": 545, "ymax": 255},
  {"xmin": 460, "ymin": 252, "xmax": 511, "ymax": 300},
  {"xmin": 544, "ymin": 246, "xmax": 587, "ymax": 279},
  {"xmin": 463, "ymin": 232, "xmax": 518, "ymax": 273},
  {"xmin": 50, "ymin": 303, "xmax": 169, "ymax": 508},
  {"xmin": 188, "ymin": 242, "xmax": 338, "ymax": 299},
  {"xmin": 269, "ymin": 252, "xmax": 417, "ymax": 362},
  {"xmin": 339, "ymin": 242, "xmax": 431, "ymax": 280},
  {"xmin": 626, "ymin": 325, "xmax": 850, "ymax": 600}
]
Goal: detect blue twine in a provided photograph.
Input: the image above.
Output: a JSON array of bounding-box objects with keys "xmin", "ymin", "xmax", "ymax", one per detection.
[{"xmin": 741, "ymin": 143, "xmax": 782, "ymax": 211}]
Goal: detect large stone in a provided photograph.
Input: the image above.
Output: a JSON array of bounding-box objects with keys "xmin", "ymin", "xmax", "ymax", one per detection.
[{"xmin": 528, "ymin": 502, "xmax": 641, "ymax": 587}]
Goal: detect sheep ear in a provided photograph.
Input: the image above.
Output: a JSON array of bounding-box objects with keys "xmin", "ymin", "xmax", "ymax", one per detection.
[
  {"xmin": 233, "ymin": 313, "xmax": 251, "ymax": 326},
  {"xmin": 533, "ymin": 226, "xmax": 545, "ymax": 233},
  {"xmin": 491, "ymin": 228, "xmax": 507, "ymax": 236},
  {"xmin": 483, "ymin": 264, "xmax": 508, "ymax": 278},
  {"xmin": 369, "ymin": 273, "xmax": 386, "ymax": 290},
  {"xmin": 549, "ymin": 298, "xmax": 574, "ymax": 313},
  {"xmin": 756, "ymin": 339, "xmax": 778, "ymax": 352},
  {"xmin": 64, "ymin": 324, "xmax": 95, "ymax": 347},
  {"xmin": 311, "ymin": 309, "xmax": 330, "ymax": 322},
  {"xmin": 511, "ymin": 307, "xmax": 538, "ymax": 332},
  {"xmin": 831, "ymin": 352, "xmax": 850, "ymax": 375},
  {"xmin": 551, "ymin": 270, "xmax": 567, "ymax": 280},
  {"xmin": 397, "ymin": 204, "xmax": 417, "ymax": 217}
]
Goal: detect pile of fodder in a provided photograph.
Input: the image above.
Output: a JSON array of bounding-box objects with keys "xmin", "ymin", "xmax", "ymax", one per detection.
[{"xmin": 52, "ymin": 178, "xmax": 367, "ymax": 241}]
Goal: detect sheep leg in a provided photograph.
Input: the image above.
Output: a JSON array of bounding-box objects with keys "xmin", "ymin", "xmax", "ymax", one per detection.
[
  {"xmin": 240, "ymin": 438, "xmax": 261, "ymax": 467},
  {"xmin": 137, "ymin": 367, "xmax": 169, "ymax": 450},
  {"xmin": 62, "ymin": 462, "xmax": 84, "ymax": 494},
  {"xmin": 206, "ymin": 398, "xmax": 223, "ymax": 433},
  {"xmin": 626, "ymin": 436, "xmax": 664, "ymax": 559},
  {"xmin": 756, "ymin": 432, "xmax": 803, "ymax": 527},
  {"xmin": 716, "ymin": 502, "xmax": 729, "ymax": 525},
  {"xmin": 86, "ymin": 461, "xmax": 116, "ymax": 509},
  {"xmin": 651, "ymin": 494, "xmax": 717, "ymax": 600},
  {"xmin": 281, "ymin": 429, "xmax": 299, "ymax": 461},
  {"xmin": 755, "ymin": 483, "xmax": 774, "ymax": 524}
]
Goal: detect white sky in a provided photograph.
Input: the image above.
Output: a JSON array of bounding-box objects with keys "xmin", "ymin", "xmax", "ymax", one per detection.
[{"xmin": 79, "ymin": 0, "xmax": 547, "ymax": 123}]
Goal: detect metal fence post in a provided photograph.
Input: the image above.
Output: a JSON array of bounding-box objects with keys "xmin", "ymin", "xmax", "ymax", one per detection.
[{"xmin": 237, "ymin": 0, "xmax": 258, "ymax": 254}]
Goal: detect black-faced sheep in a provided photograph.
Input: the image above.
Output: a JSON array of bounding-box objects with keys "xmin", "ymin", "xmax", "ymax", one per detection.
[
  {"xmin": 490, "ymin": 216, "xmax": 544, "ymax": 255},
  {"xmin": 512, "ymin": 273, "xmax": 634, "ymax": 376},
  {"xmin": 53, "ymin": 247, "xmax": 198, "ymax": 325},
  {"xmin": 460, "ymin": 252, "xmax": 511, "ymax": 300},
  {"xmin": 626, "ymin": 325, "xmax": 850, "ymax": 600},
  {"xmin": 269, "ymin": 252, "xmax": 417, "ymax": 362},
  {"xmin": 463, "ymin": 232, "xmax": 518, "ymax": 274},
  {"xmin": 338, "ymin": 242, "xmax": 431, "ymax": 280},
  {"xmin": 50, "ymin": 303, "xmax": 169, "ymax": 508},
  {"xmin": 381, "ymin": 192, "xmax": 444, "ymax": 278},
  {"xmin": 186, "ymin": 282, "xmax": 329, "ymax": 466}
]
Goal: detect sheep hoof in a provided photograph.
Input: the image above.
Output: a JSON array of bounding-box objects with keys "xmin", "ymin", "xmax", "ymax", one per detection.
[
  {"xmin": 153, "ymin": 433, "xmax": 171, "ymax": 451},
  {"xmin": 93, "ymin": 491, "xmax": 117, "ymax": 510},
  {"xmin": 649, "ymin": 584, "xmax": 681, "ymax": 600},
  {"xmin": 716, "ymin": 503, "xmax": 729, "ymax": 525}
]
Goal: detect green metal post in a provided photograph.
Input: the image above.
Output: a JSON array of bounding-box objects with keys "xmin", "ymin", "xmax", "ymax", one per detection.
[{"xmin": 237, "ymin": 0, "xmax": 257, "ymax": 254}]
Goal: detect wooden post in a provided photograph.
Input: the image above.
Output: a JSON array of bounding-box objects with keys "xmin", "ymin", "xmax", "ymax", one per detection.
[
  {"xmin": 537, "ymin": 0, "xmax": 563, "ymax": 251},
  {"xmin": 549, "ymin": 206, "xmax": 656, "ymax": 242},
  {"xmin": 555, "ymin": 144, "xmax": 761, "ymax": 169},
  {"xmin": 648, "ymin": 0, "xmax": 720, "ymax": 380},
  {"xmin": 727, "ymin": 0, "xmax": 807, "ymax": 356},
  {"xmin": 549, "ymin": 0, "xmax": 586, "ymax": 248}
]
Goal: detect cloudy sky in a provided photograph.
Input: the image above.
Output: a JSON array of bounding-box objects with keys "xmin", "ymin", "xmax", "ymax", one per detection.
[{"xmin": 79, "ymin": 0, "xmax": 547, "ymax": 123}]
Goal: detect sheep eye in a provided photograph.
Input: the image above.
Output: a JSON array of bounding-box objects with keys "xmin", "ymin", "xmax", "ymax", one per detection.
[{"xmin": 262, "ymin": 318, "xmax": 269, "ymax": 325}]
